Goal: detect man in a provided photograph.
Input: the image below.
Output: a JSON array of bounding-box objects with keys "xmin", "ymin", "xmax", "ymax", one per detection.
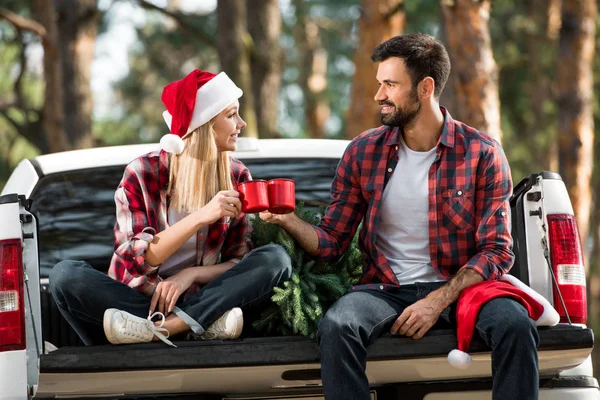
[{"xmin": 260, "ymin": 33, "xmax": 538, "ymax": 400}]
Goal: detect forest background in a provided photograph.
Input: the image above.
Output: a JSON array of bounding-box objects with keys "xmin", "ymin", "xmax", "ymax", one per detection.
[{"xmin": 1, "ymin": 0, "xmax": 599, "ymax": 374}]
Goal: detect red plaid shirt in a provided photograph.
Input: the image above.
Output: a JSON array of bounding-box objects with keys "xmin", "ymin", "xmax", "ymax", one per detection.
[
  {"xmin": 313, "ymin": 108, "xmax": 514, "ymax": 288},
  {"xmin": 108, "ymin": 150, "xmax": 252, "ymax": 296}
]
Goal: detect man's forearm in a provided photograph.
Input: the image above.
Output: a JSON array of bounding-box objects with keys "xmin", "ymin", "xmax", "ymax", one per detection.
[
  {"xmin": 281, "ymin": 214, "xmax": 320, "ymax": 254},
  {"xmin": 427, "ymin": 268, "xmax": 484, "ymax": 312}
]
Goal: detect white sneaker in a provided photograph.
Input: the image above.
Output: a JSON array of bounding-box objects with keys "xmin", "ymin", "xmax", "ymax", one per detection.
[
  {"xmin": 103, "ymin": 309, "xmax": 175, "ymax": 347},
  {"xmin": 200, "ymin": 308, "xmax": 244, "ymax": 340}
]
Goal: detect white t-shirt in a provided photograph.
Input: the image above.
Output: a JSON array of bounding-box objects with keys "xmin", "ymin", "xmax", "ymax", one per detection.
[
  {"xmin": 376, "ymin": 135, "xmax": 443, "ymax": 285},
  {"xmin": 158, "ymin": 207, "xmax": 199, "ymax": 278}
]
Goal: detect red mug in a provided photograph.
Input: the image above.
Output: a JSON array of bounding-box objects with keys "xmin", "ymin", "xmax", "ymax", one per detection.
[
  {"xmin": 237, "ymin": 180, "xmax": 269, "ymax": 213},
  {"xmin": 267, "ymin": 179, "xmax": 296, "ymax": 214}
]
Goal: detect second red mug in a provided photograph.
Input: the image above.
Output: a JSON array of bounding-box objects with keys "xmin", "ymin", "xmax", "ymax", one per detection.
[
  {"xmin": 267, "ymin": 178, "xmax": 296, "ymax": 214},
  {"xmin": 237, "ymin": 178, "xmax": 296, "ymax": 214}
]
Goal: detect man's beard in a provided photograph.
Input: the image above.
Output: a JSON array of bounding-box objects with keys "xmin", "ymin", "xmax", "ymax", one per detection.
[{"xmin": 380, "ymin": 89, "xmax": 421, "ymax": 128}]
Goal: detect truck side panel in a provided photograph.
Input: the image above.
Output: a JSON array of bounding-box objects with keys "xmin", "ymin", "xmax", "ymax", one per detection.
[
  {"xmin": 0, "ymin": 196, "xmax": 29, "ymax": 399},
  {"xmin": 22, "ymin": 205, "xmax": 41, "ymax": 395},
  {"xmin": 0, "ymin": 195, "xmax": 42, "ymax": 399}
]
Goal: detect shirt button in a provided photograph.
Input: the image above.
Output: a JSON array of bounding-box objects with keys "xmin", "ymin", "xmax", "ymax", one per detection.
[
  {"xmin": 395, "ymin": 146, "xmax": 399, "ymax": 150},
  {"xmin": 387, "ymin": 168, "xmax": 392, "ymax": 173},
  {"xmin": 379, "ymin": 285, "xmax": 384, "ymax": 290},
  {"xmin": 457, "ymin": 190, "xmax": 463, "ymax": 196},
  {"xmin": 501, "ymin": 211, "xmax": 506, "ymax": 216}
]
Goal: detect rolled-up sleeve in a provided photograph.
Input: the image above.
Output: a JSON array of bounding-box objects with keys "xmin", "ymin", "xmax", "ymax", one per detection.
[
  {"xmin": 112, "ymin": 186, "xmax": 158, "ymax": 277},
  {"xmin": 108, "ymin": 168, "xmax": 161, "ymax": 296},
  {"xmin": 461, "ymin": 143, "xmax": 514, "ymax": 280}
]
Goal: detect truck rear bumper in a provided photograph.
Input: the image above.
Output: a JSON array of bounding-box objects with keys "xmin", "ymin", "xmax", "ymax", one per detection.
[
  {"xmin": 35, "ymin": 374, "xmax": 600, "ymax": 400},
  {"xmin": 37, "ymin": 348, "xmax": 593, "ymax": 398},
  {"xmin": 36, "ymin": 326, "xmax": 594, "ymax": 398},
  {"xmin": 423, "ymin": 387, "xmax": 599, "ymax": 400}
]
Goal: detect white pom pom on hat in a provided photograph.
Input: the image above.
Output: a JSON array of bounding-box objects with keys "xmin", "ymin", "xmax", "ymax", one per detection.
[
  {"xmin": 159, "ymin": 133, "xmax": 185, "ymax": 155},
  {"xmin": 448, "ymin": 349, "xmax": 472, "ymax": 369},
  {"xmin": 448, "ymin": 274, "xmax": 560, "ymax": 369},
  {"xmin": 159, "ymin": 69, "xmax": 243, "ymax": 154}
]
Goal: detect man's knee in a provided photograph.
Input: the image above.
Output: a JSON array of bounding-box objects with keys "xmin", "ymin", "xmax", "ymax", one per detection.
[
  {"xmin": 318, "ymin": 307, "xmax": 354, "ymax": 339},
  {"xmin": 503, "ymin": 313, "xmax": 537, "ymax": 337},
  {"xmin": 492, "ymin": 308, "xmax": 539, "ymax": 347}
]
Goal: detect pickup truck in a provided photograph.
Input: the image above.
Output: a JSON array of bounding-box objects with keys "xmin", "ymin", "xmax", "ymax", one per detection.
[{"xmin": 0, "ymin": 138, "xmax": 598, "ymax": 400}]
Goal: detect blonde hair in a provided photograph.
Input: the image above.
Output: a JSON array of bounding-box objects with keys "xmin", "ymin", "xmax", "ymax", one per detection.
[{"xmin": 168, "ymin": 121, "xmax": 233, "ymax": 212}]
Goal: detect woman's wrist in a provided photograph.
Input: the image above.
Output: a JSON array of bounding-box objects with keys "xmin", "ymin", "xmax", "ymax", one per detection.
[{"xmin": 191, "ymin": 207, "xmax": 210, "ymax": 228}]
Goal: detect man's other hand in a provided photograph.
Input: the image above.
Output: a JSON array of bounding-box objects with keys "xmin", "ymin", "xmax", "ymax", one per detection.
[{"xmin": 390, "ymin": 297, "xmax": 444, "ymax": 339}]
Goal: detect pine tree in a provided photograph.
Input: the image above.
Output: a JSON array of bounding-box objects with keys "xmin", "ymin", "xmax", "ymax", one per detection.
[{"xmin": 251, "ymin": 203, "xmax": 363, "ymax": 337}]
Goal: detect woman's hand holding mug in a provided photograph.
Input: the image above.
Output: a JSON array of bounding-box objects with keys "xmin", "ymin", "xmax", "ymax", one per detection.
[{"xmin": 198, "ymin": 190, "xmax": 241, "ymax": 225}]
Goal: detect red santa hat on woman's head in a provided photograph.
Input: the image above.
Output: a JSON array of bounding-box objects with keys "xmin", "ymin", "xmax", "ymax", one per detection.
[
  {"xmin": 448, "ymin": 274, "xmax": 560, "ymax": 369},
  {"xmin": 160, "ymin": 69, "xmax": 243, "ymax": 154}
]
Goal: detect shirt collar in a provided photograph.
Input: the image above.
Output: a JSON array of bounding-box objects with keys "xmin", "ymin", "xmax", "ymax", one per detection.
[
  {"xmin": 384, "ymin": 126, "xmax": 401, "ymax": 146},
  {"xmin": 438, "ymin": 106, "xmax": 455, "ymax": 149}
]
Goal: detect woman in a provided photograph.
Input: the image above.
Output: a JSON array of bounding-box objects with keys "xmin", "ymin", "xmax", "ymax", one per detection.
[{"xmin": 50, "ymin": 69, "xmax": 292, "ymax": 346}]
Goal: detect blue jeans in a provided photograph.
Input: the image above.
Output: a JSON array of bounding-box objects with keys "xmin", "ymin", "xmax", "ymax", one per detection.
[
  {"xmin": 49, "ymin": 244, "xmax": 292, "ymax": 345},
  {"xmin": 317, "ymin": 282, "xmax": 540, "ymax": 400}
]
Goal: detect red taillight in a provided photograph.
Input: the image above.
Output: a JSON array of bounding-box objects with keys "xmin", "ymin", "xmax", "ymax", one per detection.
[
  {"xmin": 0, "ymin": 238, "xmax": 25, "ymax": 351},
  {"xmin": 547, "ymin": 214, "xmax": 587, "ymax": 324}
]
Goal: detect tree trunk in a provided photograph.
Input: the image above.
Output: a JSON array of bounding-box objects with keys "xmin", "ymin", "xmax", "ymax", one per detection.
[
  {"xmin": 29, "ymin": 1, "xmax": 65, "ymax": 153},
  {"xmin": 527, "ymin": 0, "xmax": 561, "ymax": 172},
  {"xmin": 345, "ymin": 0, "xmax": 405, "ymax": 139},
  {"xmin": 438, "ymin": 11, "xmax": 456, "ymax": 112},
  {"xmin": 216, "ymin": 0, "xmax": 258, "ymax": 138},
  {"xmin": 441, "ymin": 0, "xmax": 502, "ymax": 142},
  {"xmin": 57, "ymin": 0, "xmax": 98, "ymax": 149},
  {"xmin": 556, "ymin": 0, "xmax": 596, "ymax": 265},
  {"xmin": 247, "ymin": 0, "xmax": 282, "ymax": 138},
  {"xmin": 292, "ymin": 0, "xmax": 330, "ymax": 139}
]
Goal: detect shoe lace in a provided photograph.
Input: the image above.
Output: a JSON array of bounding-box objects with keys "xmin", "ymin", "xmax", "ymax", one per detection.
[{"xmin": 145, "ymin": 312, "xmax": 176, "ymax": 347}]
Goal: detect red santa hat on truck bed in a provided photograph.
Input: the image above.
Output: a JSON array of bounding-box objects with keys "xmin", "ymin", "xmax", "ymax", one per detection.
[
  {"xmin": 160, "ymin": 69, "xmax": 243, "ymax": 154},
  {"xmin": 448, "ymin": 274, "xmax": 560, "ymax": 369}
]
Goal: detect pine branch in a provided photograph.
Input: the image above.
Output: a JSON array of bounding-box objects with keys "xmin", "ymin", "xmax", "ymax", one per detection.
[
  {"xmin": 0, "ymin": 8, "xmax": 46, "ymax": 37},
  {"xmin": 136, "ymin": 0, "xmax": 216, "ymax": 48},
  {"xmin": 251, "ymin": 202, "xmax": 363, "ymax": 336}
]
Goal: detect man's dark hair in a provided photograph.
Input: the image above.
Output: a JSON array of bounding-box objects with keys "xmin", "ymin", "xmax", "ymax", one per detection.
[{"xmin": 371, "ymin": 33, "xmax": 451, "ymax": 98}]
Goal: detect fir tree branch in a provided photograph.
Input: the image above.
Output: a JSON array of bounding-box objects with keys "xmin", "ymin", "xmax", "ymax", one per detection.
[
  {"xmin": 250, "ymin": 203, "xmax": 362, "ymax": 336},
  {"xmin": 136, "ymin": 0, "xmax": 216, "ymax": 48},
  {"xmin": 0, "ymin": 8, "xmax": 47, "ymax": 37}
]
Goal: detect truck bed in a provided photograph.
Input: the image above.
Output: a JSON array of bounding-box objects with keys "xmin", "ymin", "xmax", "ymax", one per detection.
[{"xmin": 2, "ymin": 150, "xmax": 595, "ymax": 399}]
